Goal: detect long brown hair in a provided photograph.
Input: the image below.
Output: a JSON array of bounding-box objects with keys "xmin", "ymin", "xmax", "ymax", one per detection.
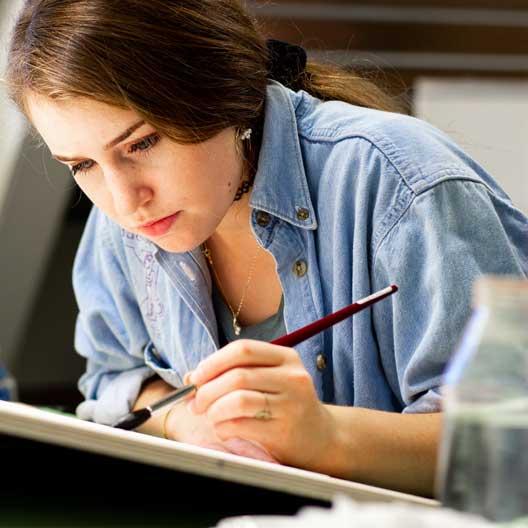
[{"xmin": 5, "ymin": 0, "xmax": 401, "ymax": 147}]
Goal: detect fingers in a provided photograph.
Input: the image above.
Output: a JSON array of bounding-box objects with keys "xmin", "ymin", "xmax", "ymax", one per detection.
[
  {"xmin": 214, "ymin": 417, "xmax": 278, "ymax": 448},
  {"xmin": 198, "ymin": 442, "xmax": 233, "ymax": 454},
  {"xmin": 190, "ymin": 340, "xmax": 297, "ymax": 387},
  {"xmin": 191, "ymin": 366, "xmax": 284, "ymax": 415},
  {"xmin": 204, "ymin": 389, "xmax": 279, "ymax": 424},
  {"xmin": 221, "ymin": 437, "xmax": 279, "ymax": 463}
]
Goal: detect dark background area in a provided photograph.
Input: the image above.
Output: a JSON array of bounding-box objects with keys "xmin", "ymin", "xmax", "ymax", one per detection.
[{"xmin": 0, "ymin": 434, "xmax": 328, "ymax": 527}]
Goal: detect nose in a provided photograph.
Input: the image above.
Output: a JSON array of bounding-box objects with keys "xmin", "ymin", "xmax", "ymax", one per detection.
[{"xmin": 105, "ymin": 166, "xmax": 153, "ymax": 216}]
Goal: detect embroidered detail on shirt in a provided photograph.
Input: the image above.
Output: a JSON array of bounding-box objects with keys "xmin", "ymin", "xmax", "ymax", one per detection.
[{"xmin": 123, "ymin": 231, "xmax": 165, "ymax": 336}]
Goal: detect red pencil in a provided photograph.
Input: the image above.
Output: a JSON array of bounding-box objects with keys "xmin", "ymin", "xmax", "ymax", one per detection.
[
  {"xmin": 114, "ymin": 284, "xmax": 398, "ymax": 430},
  {"xmin": 271, "ymin": 284, "xmax": 398, "ymax": 347}
]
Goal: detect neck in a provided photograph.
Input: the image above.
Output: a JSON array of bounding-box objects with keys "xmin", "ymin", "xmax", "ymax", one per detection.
[{"xmin": 206, "ymin": 191, "xmax": 256, "ymax": 256}]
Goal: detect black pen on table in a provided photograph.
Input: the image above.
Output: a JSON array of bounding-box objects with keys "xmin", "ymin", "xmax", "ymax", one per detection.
[{"xmin": 113, "ymin": 284, "xmax": 398, "ymax": 431}]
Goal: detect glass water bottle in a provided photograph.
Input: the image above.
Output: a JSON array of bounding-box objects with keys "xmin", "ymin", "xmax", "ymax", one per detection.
[{"xmin": 437, "ymin": 275, "xmax": 528, "ymax": 523}]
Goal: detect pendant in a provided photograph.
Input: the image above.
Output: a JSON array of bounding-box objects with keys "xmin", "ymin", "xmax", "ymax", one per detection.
[{"xmin": 233, "ymin": 317, "xmax": 242, "ymax": 336}]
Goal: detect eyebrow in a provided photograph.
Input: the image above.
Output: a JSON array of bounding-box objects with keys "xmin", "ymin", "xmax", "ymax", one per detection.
[{"xmin": 52, "ymin": 120, "xmax": 146, "ymax": 162}]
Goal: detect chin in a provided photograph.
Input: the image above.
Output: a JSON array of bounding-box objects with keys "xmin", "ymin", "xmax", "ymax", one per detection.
[{"xmin": 153, "ymin": 233, "xmax": 202, "ymax": 254}]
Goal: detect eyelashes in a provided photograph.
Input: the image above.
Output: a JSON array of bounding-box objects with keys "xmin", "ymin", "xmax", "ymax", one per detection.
[
  {"xmin": 70, "ymin": 159, "xmax": 94, "ymax": 176},
  {"xmin": 128, "ymin": 133, "xmax": 160, "ymax": 154},
  {"xmin": 70, "ymin": 133, "xmax": 161, "ymax": 177}
]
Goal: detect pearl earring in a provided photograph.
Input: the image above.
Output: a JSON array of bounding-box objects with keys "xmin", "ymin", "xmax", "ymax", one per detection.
[{"xmin": 239, "ymin": 128, "xmax": 252, "ymax": 141}]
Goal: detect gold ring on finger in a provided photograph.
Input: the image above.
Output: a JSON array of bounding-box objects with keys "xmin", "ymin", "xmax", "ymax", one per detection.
[{"xmin": 254, "ymin": 396, "xmax": 272, "ymax": 421}]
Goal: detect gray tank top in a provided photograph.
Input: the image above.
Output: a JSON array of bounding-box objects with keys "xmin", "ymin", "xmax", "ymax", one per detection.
[{"xmin": 212, "ymin": 281, "xmax": 286, "ymax": 345}]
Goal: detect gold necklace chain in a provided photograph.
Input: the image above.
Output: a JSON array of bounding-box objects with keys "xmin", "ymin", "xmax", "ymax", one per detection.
[{"xmin": 202, "ymin": 242, "xmax": 261, "ymax": 336}]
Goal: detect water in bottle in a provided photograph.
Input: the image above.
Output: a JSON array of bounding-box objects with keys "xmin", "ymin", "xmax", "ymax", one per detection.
[{"xmin": 437, "ymin": 276, "xmax": 528, "ymax": 523}]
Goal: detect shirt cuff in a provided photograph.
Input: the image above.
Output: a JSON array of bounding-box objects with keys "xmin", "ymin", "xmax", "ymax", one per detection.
[
  {"xmin": 76, "ymin": 366, "xmax": 155, "ymax": 425},
  {"xmin": 402, "ymin": 388, "xmax": 443, "ymax": 414}
]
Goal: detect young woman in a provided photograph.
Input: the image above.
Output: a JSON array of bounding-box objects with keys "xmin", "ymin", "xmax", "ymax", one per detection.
[{"xmin": 5, "ymin": 0, "xmax": 527, "ymax": 497}]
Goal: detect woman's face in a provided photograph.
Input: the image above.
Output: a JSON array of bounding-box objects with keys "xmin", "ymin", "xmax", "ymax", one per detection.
[{"xmin": 26, "ymin": 93, "xmax": 244, "ymax": 253}]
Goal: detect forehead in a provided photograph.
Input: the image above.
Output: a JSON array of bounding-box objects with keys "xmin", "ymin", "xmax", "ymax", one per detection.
[{"xmin": 25, "ymin": 92, "xmax": 141, "ymax": 155}]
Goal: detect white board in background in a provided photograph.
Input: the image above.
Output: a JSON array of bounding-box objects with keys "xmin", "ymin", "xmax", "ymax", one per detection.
[{"xmin": 413, "ymin": 78, "xmax": 528, "ymax": 216}]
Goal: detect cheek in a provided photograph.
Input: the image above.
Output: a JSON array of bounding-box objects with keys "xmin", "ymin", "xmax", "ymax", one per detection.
[
  {"xmin": 73, "ymin": 175, "xmax": 95, "ymax": 201},
  {"xmin": 74, "ymin": 173, "xmax": 115, "ymax": 214},
  {"xmin": 177, "ymin": 157, "xmax": 237, "ymax": 202},
  {"xmin": 203, "ymin": 151, "xmax": 241, "ymax": 195},
  {"xmin": 195, "ymin": 135, "xmax": 240, "ymax": 185}
]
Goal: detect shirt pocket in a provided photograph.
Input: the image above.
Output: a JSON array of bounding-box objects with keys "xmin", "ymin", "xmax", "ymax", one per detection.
[{"xmin": 143, "ymin": 341, "xmax": 183, "ymax": 388}]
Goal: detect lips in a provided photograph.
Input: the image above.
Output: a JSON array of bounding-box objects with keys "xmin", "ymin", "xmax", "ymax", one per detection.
[{"xmin": 137, "ymin": 212, "xmax": 180, "ymax": 238}]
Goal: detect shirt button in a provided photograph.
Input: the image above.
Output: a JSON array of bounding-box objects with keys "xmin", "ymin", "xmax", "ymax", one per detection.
[
  {"xmin": 293, "ymin": 260, "xmax": 308, "ymax": 277},
  {"xmin": 256, "ymin": 211, "xmax": 271, "ymax": 227},
  {"xmin": 296, "ymin": 207, "xmax": 310, "ymax": 221},
  {"xmin": 316, "ymin": 353, "xmax": 327, "ymax": 371}
]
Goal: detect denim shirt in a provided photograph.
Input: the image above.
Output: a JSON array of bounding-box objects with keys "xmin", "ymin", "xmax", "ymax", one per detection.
[{"xmin": 74, "ymin": 82, "xmax": 528, "ymax": 425}]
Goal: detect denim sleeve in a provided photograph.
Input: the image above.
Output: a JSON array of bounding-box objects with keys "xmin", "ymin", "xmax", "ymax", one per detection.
[
  {"xmin": 73, "ymin": 209, "xmax": 155, "ymax": 425},
  {"xmin": 372, "ymin": 178, "xmax": 528, "ymax": 414}
]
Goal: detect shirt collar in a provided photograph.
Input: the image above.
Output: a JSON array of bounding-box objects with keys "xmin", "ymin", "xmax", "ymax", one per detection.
[{"xmin": 249, "ymin": 82, "xmax": 318, "ymax": 230}]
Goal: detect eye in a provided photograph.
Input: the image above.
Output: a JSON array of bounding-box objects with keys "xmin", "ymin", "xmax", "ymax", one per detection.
[
  {"xmin": 70, "ymin": 160, "xmax": 94, "ymax": 177},
  {"xmin": 128, "ymin": 133, "xmax": 161, "ymax": 154},
  {"xmin": 69, "ymin": 133, "xmax": 161, "ymax": 177}
]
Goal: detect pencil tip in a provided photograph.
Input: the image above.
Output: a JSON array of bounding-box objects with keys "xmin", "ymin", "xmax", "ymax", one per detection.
[{"xmin": 113, "ymin": 408, "xmax": 151, "ymax": 430}]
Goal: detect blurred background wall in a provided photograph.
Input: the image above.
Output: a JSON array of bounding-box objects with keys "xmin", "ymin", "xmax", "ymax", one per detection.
[{"xmin": 1, "ymin": 0, "xmax": 527, "ymax": 407}]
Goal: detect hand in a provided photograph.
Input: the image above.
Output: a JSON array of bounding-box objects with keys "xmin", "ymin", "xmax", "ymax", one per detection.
[
  {"xmin": 164, "ymin": 381, "xmax": 278, "ymax": 463},
  {"xmin": 188, "ymin": 340, "xmax": 337, "ymax": 473},
  {"xmin": 164, "ymin": 397, "xmax": 229, "ymax": 453}
]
